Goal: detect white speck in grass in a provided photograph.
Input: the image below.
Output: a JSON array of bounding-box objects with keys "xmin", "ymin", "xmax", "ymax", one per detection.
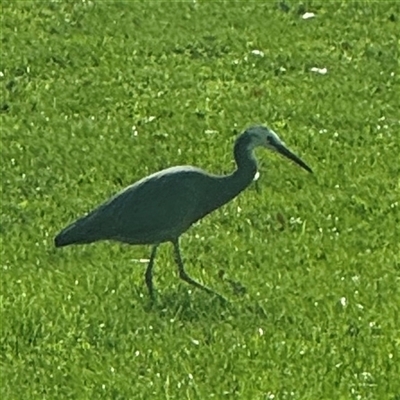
[
  {"xmin": 135, "ymin": 350, "xmax": 140, "ymax": 357},
  {"xmin": 352, "ymin": 275, "xmax": 360, "ymax": 284},
  {"xmin": 251, "ymin": 49, "xmax": 264, "ymax": 57},
  {"xmin": 205, "ymin": 129, "xmax": 218, "ymax": 135},
  {"xmin": 340, "ymin": 297, "xmax": 347, "ymax": 307},
  {"xmin": 356, "ymin": 303, "xmax": 364, "ymax": 310},
  {"xmin": 258, "ymin": 328, "xmax": 264, "ymax": 336},
  {"xmin": 75, "ymin": 280, "xmax": 79, "ymax": 285},
  {"xmin": 289, "ymin": 216, "xmax": 303, "ymax": 225},
  {"xmin": 360, "ymin": 371, "xmax": 373, "ymax": 381},
  {"xmin": 145, "ymin": 115, "xmax": 156, "ymax": 123},
  {"xmin": 131, "ymin": 258, "xmax": 150, "ymax": 263},
  {"xmin": 132, "ymin": 125, "xmax": 138, "ymax": 136},
  {"xmin": 267, "ymin": 393, "xmax": 275, "ymax": 399},
  {"xmin": 319, "ymin": 128, "xmax": 327, "ymax": 134},
  {"xmin": 0, "ymin": 71, "xmax": 4, "ymax": 77},
  {"xmin": 90, "ymin": 116, "xmax": 95, "ymax": 120},
  {"xmin": 253, "ymin": 171, "xmax": 260, "ymax": 181},
  {"xmin": 237, "ymin": 206, "xmax": 242, "ymax": 214},
  {"xmin": 102, "ymin": 384, "xmax": 106, "ymax": 390},
  {"xmin": 389, "ymin": 353, "xmax": 393, "ymax": 359},
  {"xmin": 302, "ymin": 12, "xmax": 315, "ymax": 19},
  {"xmin": 110, "ymin": 366, "xmax": 115, "ymax": 373},
  {"xmin": 333, "ymin": 132, "xmax": 339, "ymax": 138},
  {"xmin": 188, "ymin": 373, "xmax": 193, "ymax": 380},
  {"xmin": 191, "ymin": 338, "xmax": 200, "ymax": 345},
  {"xmin": 310, "ymin": 67, "xmax": 328, "ymax": 75}
]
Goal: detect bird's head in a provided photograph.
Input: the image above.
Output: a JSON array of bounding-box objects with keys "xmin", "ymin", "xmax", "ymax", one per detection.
[{"xmin": 245, "ymin": 125, "xmax": 313, "ymax": 173}]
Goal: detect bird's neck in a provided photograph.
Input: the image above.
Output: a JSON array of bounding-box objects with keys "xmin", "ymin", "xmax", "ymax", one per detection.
[
  {"xmin": 215, "ymin": 136, "xmax": 258, "ymax": 204},
  {"xmin": 193, "ymin": 136, "xmax": 258, "ymax": 220},
  {"xmin": 230, "ymin": 136, "xmax": 258, "ymax": 194}
]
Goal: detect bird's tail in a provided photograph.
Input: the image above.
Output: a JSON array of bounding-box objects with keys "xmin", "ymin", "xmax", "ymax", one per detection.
[{"xmin": 54, "ymin": 214, "xmax": 101, "ymax": 247}]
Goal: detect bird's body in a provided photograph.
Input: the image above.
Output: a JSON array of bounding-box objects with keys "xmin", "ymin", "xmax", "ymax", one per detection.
[{"xmin": 55, "ymin": 126, "xmax": 312, "ymax": 299}]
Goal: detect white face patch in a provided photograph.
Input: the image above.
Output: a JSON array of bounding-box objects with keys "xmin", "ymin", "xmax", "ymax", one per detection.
[
  {"xmin": 246, "ymin": 126, "xmax": 282, "ymax": 151},
  {"xmin": 265, "ymin": 130, "xmax": 284, "ymax": 151}
]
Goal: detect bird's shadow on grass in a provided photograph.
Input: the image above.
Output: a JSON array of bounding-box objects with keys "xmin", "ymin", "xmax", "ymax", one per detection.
[
  {"xmin": 139, "ymin": 288, "xmax": 238, "ymax": 323},
  {"xmin": 136, "ymin": 286, "xmax": 270, "ymax": 324}
]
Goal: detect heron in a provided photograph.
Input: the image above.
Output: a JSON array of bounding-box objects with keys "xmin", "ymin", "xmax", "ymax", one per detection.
[{"xmin": 55, "ymin": 125, "xmax": 312, "ymax": 299}]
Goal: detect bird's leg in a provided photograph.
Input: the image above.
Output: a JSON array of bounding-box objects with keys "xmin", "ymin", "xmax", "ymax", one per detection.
[
  {"xmin": 145, "ymin": 245, "xmax": 158, "ymax": 299},
  {"xmin": 172, "ymin": 240, "xmax": 226, "ymax": 301}
]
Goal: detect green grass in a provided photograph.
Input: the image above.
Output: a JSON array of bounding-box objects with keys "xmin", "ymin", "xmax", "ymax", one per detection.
[{"xmin": 1, "ymin": 1, "xmax": 399, "ymax": 399}]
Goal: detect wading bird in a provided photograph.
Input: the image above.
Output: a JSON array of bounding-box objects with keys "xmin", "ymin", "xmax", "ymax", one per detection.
[{"xmin": 55, "ymin": 126, "xmax": 312, "ymax": 299}]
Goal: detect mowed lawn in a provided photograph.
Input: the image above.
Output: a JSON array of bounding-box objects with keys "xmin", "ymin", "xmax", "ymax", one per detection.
[{"xmin": 1, "ymin": 2, "xmax": 399, "ymax": 399}]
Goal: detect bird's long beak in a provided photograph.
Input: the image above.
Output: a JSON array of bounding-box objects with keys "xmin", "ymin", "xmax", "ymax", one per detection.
[{"xmin": 275, "ymin": 143, "xmax": 313, "ymax": 173}]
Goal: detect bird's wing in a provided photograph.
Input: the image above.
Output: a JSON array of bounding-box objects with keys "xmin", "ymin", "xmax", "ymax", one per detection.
[{"xmin": 86, "ymin": 169, "xmax": 202, "ymax": 244}]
